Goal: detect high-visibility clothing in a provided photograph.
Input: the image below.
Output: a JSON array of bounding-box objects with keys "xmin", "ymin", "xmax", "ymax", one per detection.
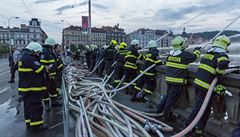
[
  {"xmin": 124, "ymin": 46, "xmax": 143, "ymax": 70},
  {"xmin": 18, "ymin": 49, "xmax": 46, "ymax": 95},
  {"xmin": 140, "ymin": 48, "xmax": 164, "ymax": 76},
  {"xmin": 18, "ymin": 49, "xmax": 46, "ymax": 128},
  {"xmin": 194, "ymin": 51, "xmax": 229, "ymax": 91},
  {"xmin": 165, "ymin": 50, "xmax": 198, "ymax": 84}
]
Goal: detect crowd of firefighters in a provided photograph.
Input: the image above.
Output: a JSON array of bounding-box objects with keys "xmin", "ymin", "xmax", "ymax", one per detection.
[
  {"xmin": 84, "ymin": 35, "xmax": 232, "ymax": 136},
  {"xmin": 17, "ymin": 34, "xmax": 238, "ymax": 136}
]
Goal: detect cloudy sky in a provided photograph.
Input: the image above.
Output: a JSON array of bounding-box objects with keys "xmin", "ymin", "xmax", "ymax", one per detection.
[{"xmin": 0, "ymin": 0, "xmax": 239, "ymax": 43}]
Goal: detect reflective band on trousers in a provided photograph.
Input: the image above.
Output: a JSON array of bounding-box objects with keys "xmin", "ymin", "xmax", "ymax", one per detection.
[
  {"xmin": 18, "ymin": 87, "xmax": 47, "ymax": 92},
  {"xmin": 25, "ymin": 119, "xmax": 31, "ymax": 123},
  {"xmin": 125, "ymin": 55, "xmax": 137, "ymax": 59},
  {"xmin": 198, "ymin": 63, "xmax": 216, "ymax": 74},
  {"xmin": 145, "ymin": 58, "xmax": 155, "ymax": 63},
  {"xmin": 114, "ymin": 80, "xmax": 120, "ymax": 83},
  {"xmin": 30, "ymin": 120, "xmax": 43, "ymax": 126},
  {"xmin": 166, "ymin": 62, "xmax": 187, "ymax": 69},
  {"xmin": 134, "ymin": 86, "xmax": 141, "ymax": 91},
  {"xmin": 40, "ymin": 59, "xmax": 55, "ymax": 63},
  {"xmin": 144, "ymin": 89, "xmax": 153, "ymax": 94},
  {"xmin": 140, "ymin": 70, "xmax": 154, "ymax": 76},
  {"xmin": 165, "ymin": 76, "xmax": 185, "ymax": 83},
  {"xmin": 194, "ymin": 78, "xmax": 210, "ymax": 89}
]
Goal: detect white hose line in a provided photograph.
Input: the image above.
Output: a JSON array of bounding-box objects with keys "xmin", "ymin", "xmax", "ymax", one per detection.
[
  {"xmin": 110, "ymin": 64, "xmax": 156, "ymax": 92},
  {"xmin": 172, "ymin": 77, "xmax": 218, "ymax": 137},
  {"xmin": 88, "ymin": 59, "xmax": 103, "ymax": 75}
]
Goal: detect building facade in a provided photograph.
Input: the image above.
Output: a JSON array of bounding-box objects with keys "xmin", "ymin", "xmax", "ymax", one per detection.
[
  {"xmin": 128, "ymin": 28, "xmax": 173, "ymax": 48},
  {"xmin": 102, "ymin": 24, "xmax": 127, "ymax": 45},
  {"xmin": 0, "ymin": 18, "xmax": 47, "ymax": 49}
]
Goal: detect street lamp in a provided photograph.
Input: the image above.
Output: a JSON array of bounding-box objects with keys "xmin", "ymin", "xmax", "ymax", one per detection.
[
  {"xmin": 60, "ymin": 20, "xmax": 71, "ymax": 56},
  {"xmin": 8, "ymin": 16, "xmax": 19, "ymax": 55}
]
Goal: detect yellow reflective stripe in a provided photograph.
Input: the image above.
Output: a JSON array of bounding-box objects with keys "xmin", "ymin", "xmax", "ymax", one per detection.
[
  {"xmin": 57, "ymin": 64, "xmax": 63, "ymax": 69},
  {"xmin": 125, "ymin": 55, "xmax": 137, "ymax": 59},
  {"xmin": 134, "ymin": 86, "xmax": 141, "ymax": 91},
  {"xmin": 42, "ymin": 98, "xmax": 50, "ymax": 101},
  {"xmin": 155, "ymin": 60, "xmax": 163, "ymax": 64},
  {"xmin": 138, "ymin": 54, "xmax": 145, "ymax": 59},
  {"xmin": 217, "ymin": 57, "xmax": 229, "ymax": 62},
  {"xmin": 144, "ymin": 89, "xmax": 153, "ymax": 94},
  {"xmin": 30, "ymin": 120, "xmax": 43, "ymax": 126},
  {"xmin": 198, "ymin": 63, "xmax": 216, "ymax": 74},
  {"xmin": 18, "ymin": 87, "xmax": 47, "ymax": 92},
  {"xmin": 165, "ymin": 76, "xmax": 185, "ymax": 83},
  {"xmin": 145, "ymin": 57, "xmax": 155, "ymax": 63},
  {"xmin": 49, "ymin": 72, "xmax": 56, "ymax": 76},
  {"xmin": 166, "ymin": 62, "xmax": 187, "ymax": 69},
  {"xmin": 124, "ymin": 64, "xmax": 137, "ymax": 69},
  {"xmin": 25, "ymin": 119, "xmax": 31, "ymax": 123},
  {"xmin": 50, "ymin": 94, "xmax": 58, "ymax": 97},
  {"xmin": 18, "ymin": 68, "xmax": 33, "ymax": 72},
  {"xmin": 114, "ymin": 80, "xmax": 120, "ymax": 83},
  {"xmin": 125, "ymin": 62, "xmax": 136, "ymax": 66},
  {"xmin": 40, "ymin": 59, "xmax": 55, "ymax": 63},
  {"xmin": 216, "ymin": 68, "xmax": 225, "ymax": 74},
  {"xmin": 35, "ymin": 65, "xmax": 44, "ymax": 73},
  {"xmin": 140, "ymin": 70, "xmax": 155, "ymax": 76},
  {"xmin": 131, "ymin": 83, "xmax": 136, "ymax": 86},
  {"xmin": 194, "ymin": 78, "xmax": 210, "ymax": 89},
  {"xmin": 124, "ymin": 82, "xmax": 128, "ymax": 85}
]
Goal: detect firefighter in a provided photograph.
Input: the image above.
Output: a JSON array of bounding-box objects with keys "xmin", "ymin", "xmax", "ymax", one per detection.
[
  {"xmin": 124, "ymin": 39, "xmax": 144, "ymax": 95},
  {"xmin": 161, "ymin": 36, "xmax": 201, "ymax": 121},
  {"xmin": 90, "ymin": 45, "xmax": 98, "ymax": 71},
  {"xmin": 18, "ymin": 42, "xmax": 48, "ymax": 131},
  {"xmin": 54, "ymin": 44, "xmax": 64, "ymax": 97},
  {"xmin": 103, "ymin": 40, "xmax": 117, "ymax": 75},
  {"xmin": 40, "ymin": 38, "xmax": 61, "ymax": 111},
  {"xmin": 131, "ymin": 40, "xmax": 164, "ymax": 102},
  {"xmin": 113, "ymin": 42, "xmax": 128, "ymax": 87},
  {"xmin": 185, "ymin": 35, "xmax": 231, "ymax": 136},
  {"xmin": 85, "ymin": 45, "xmax": 91, "ymax": 70},
  {"xmin": 97, "ymin": 45, "xmax": 108, "ymax": 77}
]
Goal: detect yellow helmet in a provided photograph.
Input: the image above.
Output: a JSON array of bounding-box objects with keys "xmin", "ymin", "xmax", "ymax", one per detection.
[
  {"xmin": 213, "ymin": 35, "xmax": 231, "ymax": 50},
  {"xmin": 171, "ymin": 36, "xmax": 185, "ymax": 50},
  {"xmin": 110, "ymin": 40, "xmax": 118, "ymax": 47},
  {"xmin": 119, "ymin": 42, "xmax": 127, "ymax": 49}
]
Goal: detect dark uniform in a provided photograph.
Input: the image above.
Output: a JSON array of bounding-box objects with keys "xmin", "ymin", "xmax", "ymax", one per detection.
[
  {"xmin": 113, "ymin": 48, "xmax": 128, "ymax": 87},
  {"xmin": 90, "ymin": 48, "xmax": 98, "ymax": 71},
  {"xmin": 40, "ymin": 46, "xmax": 59, "ymax": 107},
  {"xmin": 133, "ymin": 48, "xmax": 164, "ymax": 100},
  {"xmin": 103, "ymin": 46, "xmax": 117, "ymax": 75},
  {"xmin": 97, "ymin": 48, "xmax": 106, "ymax": 77},
  {"xmin": 85, "ymin": 50, "xmax": 91, "ymax": 70},
  {"xmin": 162, "ymin": 49, "xmax": 200, "ymax": 119},
  {"xmin": 18, "ymin": 48, "xmax": 47, "ymax": 129},
  {"xmin": 185, "ymin": 49, "xmax": 229, "ymax": 134},
  {"xmin": 55, "ymin": 52, "xmax": 64, "ymax": 95},
  {"xmin": 124, "ymin": 46, "xmax": 144, "ymax": 93}
]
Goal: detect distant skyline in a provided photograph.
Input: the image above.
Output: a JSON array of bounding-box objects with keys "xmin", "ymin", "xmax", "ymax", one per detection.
[{"xmin": 0, "ymin": 0, "xmax": 239, "ymax": 43}]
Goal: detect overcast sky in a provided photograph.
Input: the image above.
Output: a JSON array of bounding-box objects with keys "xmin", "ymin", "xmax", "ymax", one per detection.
[{"xmin": 0, "ymin": 0, "xmax": 239, "ymax": 43}]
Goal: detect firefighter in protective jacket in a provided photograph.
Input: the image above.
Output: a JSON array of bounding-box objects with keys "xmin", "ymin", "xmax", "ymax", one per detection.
[
  {"xmin": 18, "ymin": 42, "xmax": 48, "ymax": 131},
  {"xmin": 131, "ymin": 40, "xmax": 164, "ymax": 102},
  {"xmin": 40, "ymin": 38, "xmax": 61, "ymax": 111},
  {"xmin": 185, "ymin": 35, "xmax": 231, "ymax": 136},
  {"xmin": 161, "ymin": 36, "xmax": 201, "ymax": 121}
]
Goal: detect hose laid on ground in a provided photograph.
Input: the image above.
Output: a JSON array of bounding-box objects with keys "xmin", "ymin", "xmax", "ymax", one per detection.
[{"xmin": 63, "ymin": 62, "xmax": 173, "ymax": 137}]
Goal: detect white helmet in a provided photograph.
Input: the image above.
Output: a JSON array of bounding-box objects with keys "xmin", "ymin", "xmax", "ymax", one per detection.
[
  {"xmin": 26, "ymin": 42, "xmax": 43, "ymax": 52},
  {"xmin": 44, "ymin": 38, "xmax": 55, "ymax": 46},
  {"xmin": 148, "ymin": 40, "xmax": 157, "ymax": 48},
  {"xmin": 130, "ymin": 39, "xmax": 139, "ymax": 45}
]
